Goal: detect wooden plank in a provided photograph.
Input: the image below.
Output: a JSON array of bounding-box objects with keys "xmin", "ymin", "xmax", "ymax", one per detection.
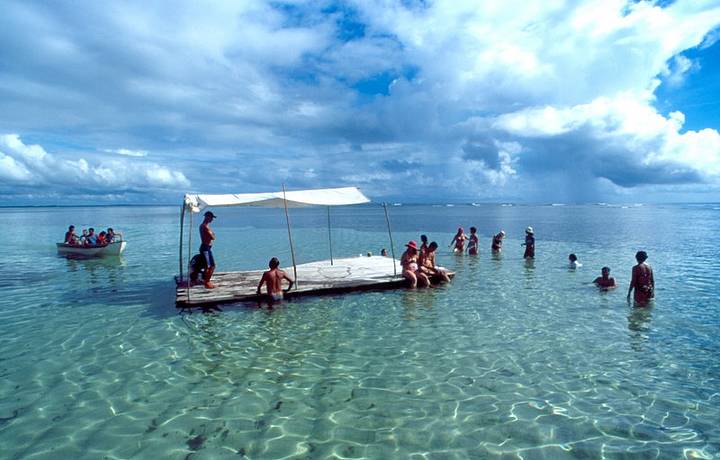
[{"xmin": 175, "ymin": 256, "xmax": 453, "ymax": 307}]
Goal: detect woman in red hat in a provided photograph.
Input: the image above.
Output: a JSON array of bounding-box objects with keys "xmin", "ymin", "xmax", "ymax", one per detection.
[{"xmin": 400, "ymin": 240, "xmax": 430, "ymax": 288}]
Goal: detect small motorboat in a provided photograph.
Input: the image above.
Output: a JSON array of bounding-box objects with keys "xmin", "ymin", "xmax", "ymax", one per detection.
[{"xmin": 56, "ymin": 241, "xmax": 127, "ymax": 257}]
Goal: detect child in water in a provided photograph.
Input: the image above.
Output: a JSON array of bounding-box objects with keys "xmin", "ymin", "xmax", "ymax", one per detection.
[
  {"xmin": 568, "ymin": 253, "xmax": 582, "ymax": 269},
  {"xmin": 450, "ymin": 227, "xmax": 468, "ymax": 253},
  {"xmin": 467, "ymin": 227, "xmax": 479, "ymax": 255}
]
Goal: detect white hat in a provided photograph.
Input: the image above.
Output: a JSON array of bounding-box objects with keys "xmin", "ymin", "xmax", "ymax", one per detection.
[{"xmin": 526, "ymin": 226, "xmax": 534, "ymax": 234}]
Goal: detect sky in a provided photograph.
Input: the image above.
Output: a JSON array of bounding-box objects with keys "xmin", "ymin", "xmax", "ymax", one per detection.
[{"xmin": 1, "ymin": 0, "xmax": 720, "ymax": 204}]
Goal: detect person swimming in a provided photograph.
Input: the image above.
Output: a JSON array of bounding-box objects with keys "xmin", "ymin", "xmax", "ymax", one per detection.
[
  {"xmin": 568, "ymin": 253, "xmax": 582, "ymax": 269},
  {"xmin": 593, "ymin": 267, "xmax": 616, "ymax": 289}
]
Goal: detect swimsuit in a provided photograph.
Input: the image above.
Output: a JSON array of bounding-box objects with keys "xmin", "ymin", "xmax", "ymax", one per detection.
[
  {"xmin": 199, "ymin": 243, "xmax": 215, "ymax": 267},
  {"xmin": 271, "ymin": 292, "xmax": 283, "ymax": 301},
  {"xmin": 468, "ymin": 235, "xmax": 478, "ymax": 255},
  {"xmin": 523, "ymin": 235, "xmax": 535, "ymax": 258}
]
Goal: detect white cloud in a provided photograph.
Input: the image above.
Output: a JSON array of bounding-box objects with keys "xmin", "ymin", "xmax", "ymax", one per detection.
[
  {"xmin": 0, "ymin": 134, "xmax": 190, "ymax": 194},
  {"xmin": 0, "ymin": 1, "xmax": 719, "ymax": 202}
]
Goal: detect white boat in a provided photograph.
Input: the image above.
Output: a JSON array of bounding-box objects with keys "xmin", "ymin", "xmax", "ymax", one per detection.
[{"xmin": 56, "ymin": 241, "xmax": 127, "ymax": 257}]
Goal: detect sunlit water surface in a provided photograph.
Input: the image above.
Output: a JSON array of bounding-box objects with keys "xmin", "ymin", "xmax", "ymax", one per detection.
[{"xmin": 0, "ymin": 204, "xmax": 718, "ymax": 459}]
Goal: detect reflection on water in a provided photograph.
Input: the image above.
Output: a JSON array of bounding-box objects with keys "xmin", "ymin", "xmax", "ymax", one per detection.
[{"xmin": 627, "ymin": 306, "xmax": 654, "ymax": 351}]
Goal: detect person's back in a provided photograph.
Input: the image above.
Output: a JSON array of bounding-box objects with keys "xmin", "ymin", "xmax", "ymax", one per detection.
[
  {"xmin": 628, "ymin": 251, "xmax": 654, "ymax": 304},
  {"xmin": 257, "ymin": 257, "xmax": 294, "ymax": 300}
]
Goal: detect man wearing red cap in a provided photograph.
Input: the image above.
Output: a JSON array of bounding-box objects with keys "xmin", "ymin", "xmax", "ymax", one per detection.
[{"xmin": 199, "ymin": 211, "xmax": 217, "ymax": 289}]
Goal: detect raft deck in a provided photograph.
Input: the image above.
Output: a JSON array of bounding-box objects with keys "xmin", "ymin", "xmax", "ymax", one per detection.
[{"xmin": 175, "ymin": 255, "xmax": 453, "ymax": 307}]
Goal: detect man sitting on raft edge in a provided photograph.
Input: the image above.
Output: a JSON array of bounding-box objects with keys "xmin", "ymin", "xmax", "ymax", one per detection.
[{"xmin": 257, "ymin": 257, "xmax": 294, "ymax": 302}]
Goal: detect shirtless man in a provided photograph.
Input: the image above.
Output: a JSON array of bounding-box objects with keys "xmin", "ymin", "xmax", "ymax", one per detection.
[
  {"xmin": 419, "ymin": 242, "xmax": 451, "ymax": 283},
  {"xmin": 257, "ymin": 257, "xmax": 294, "ymax": 301},
  {"xmin": 627, "ymin": 251, "xmax": 654, "ymax": 306},
  {"xmin": 64, "ymin": 225, "xmax": 79, "ymax": 245},
  {"xmin": 593, "ymin": 267, "xmax": 616, "ymax": 289},
  {"xmin": 199, "ymin": 211, "xmax": 217, "ymax": 289}
]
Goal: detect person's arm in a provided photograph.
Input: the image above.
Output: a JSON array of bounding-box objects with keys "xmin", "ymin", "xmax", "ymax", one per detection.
[
  {"xmin": 283, "ymin": 273, "xmax": 294, "ymax": 293},
  {"xmin": 256, "ymin": 273, "xmax": 266, "ymax": 294},
  {"xmin": 627, "ymin": 267, "xmax": 636, "ymax": 301},
  {"xmin": 650, "ymin": 267, "xmax": 655, "ymax": 297}
]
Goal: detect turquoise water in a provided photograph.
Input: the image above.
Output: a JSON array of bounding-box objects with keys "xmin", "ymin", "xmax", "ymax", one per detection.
[{"xmin": 0, "ymin": 204, "xmax": 718, "ymax": 459}]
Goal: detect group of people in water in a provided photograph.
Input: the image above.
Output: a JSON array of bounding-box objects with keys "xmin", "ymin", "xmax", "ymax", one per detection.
[
  {"xmin": 400, "ymin": 225, "xmax": 655, "ymax": 306},
  {"xmin": 193, "ymin": 210, "xmax": 655, "ymax": 307},
  {"xmin": 63, "ymin": 225, "xmax": 121, "ymax": 247}
]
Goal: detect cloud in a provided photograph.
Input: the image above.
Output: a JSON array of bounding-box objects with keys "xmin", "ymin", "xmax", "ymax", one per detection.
[
  {"xmin": 104, "ymin": 148, "xmax": 149, "ymax": 157},
  {"xmin": 0, "ymin": 134, "xmax": 190, "ymax": 196},
  {"xmin": 0, "ymin": 1, "xmax": 719, "ymax": 202}
]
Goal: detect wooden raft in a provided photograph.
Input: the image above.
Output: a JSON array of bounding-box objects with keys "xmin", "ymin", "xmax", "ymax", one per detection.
[{"xmin": 175, "ymin": 256, "xmax": 453, "ymax": 307}]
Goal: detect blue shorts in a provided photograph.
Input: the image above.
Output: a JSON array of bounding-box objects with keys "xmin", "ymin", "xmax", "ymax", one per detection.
[{"xmin": 199, "ymin": 244, "xmax": 215, "ymax": 267}]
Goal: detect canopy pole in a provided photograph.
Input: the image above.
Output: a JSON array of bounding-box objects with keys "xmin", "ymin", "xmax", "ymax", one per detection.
[
  {"xmin": 187, "ymin": 210, "xmax": 193, "ymax": 301},
  {"xmin": 282, "ymin": 184, "xmax": 298, "ymax": 288},
  {"xmin": 179, "ymin": 204, "xmax": 185, "ymax": 281},
  {"xmin": 327, "ymin": 206, "xmax": 334, "ymax": 265},
  {"xmin": 383, "ymin": 202, "xmax": 397, "ymax": 276}
]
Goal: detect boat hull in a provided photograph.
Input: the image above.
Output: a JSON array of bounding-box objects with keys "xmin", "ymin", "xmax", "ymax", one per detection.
[{"xmin": 57, "ymin": 241, "xmax": 126, "ymax": 257}]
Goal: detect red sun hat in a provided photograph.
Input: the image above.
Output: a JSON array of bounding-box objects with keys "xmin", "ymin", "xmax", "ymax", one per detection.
[{"xmin": 405, "ymin": 240, "xmax": 418, "ymax": 250}]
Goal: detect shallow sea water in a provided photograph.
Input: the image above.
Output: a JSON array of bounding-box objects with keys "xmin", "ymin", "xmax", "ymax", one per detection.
[{"xmin": 0, "ymin": 204, "xmax": 718, "ymax": 459}]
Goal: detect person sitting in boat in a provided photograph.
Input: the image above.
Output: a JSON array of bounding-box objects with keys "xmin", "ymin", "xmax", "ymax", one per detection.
[
  {"xmin": 80, "ymin": 228, "xmax": 89, "ymax": 245},
  {"xmin": 96, "ymin": 231, "xmax": 108, "ymax": 246},
  {"xmin": 593, "ymin": 267, "xmax": 616, "ymax": 289},
  {"xmin": 257, "ymin": 257, "xmax": 294, "ymax": 302},
  {"xmin": 64, "ymin": 225, "xmax": 79, "ymax": 245},
  {"xmin": 106, "ymin": 228, "xmax": 120, "ymax": 243},
  {"xmin": 450, "ymin": 227, "xmax": 467, "ymax": 253},
  {"xmin": 86, "ymin": 228, "xmax": 98, "ymax": 246},
  {"xmin": 467, "ymin": 227, "xmax": 479, "ymax": 255},
  {"xmin": 419, "ymin": 241, "xmax": 451, "ymax": 284},
  {"xmin": 401, "ymin": 240, "xmax": 430, "ymax": 288}
]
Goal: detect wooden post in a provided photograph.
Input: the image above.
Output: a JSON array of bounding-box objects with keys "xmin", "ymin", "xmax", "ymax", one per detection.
[
  {"xmin": 282, "ymin": 184, "xmax": 298, "ymax": 288},
  {"xmin": 327, "ymin": 206, "xmax": 334, "ymax": 266},
  {"xmin": 187, "ymin": 210, "xmax": 193, "ymax": 301},
  {"xmin": 179, "ymin": 204, "xmax": 185, "ymax": 281},
  {"xmin": 383, "ymin": 202, "xmax": 397, "ymax": 276}
]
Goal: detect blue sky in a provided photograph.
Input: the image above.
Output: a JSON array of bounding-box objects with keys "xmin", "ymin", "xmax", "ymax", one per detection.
[{"xmin": 1, "ymin": 0, "xmax": 719, "ymax": 204}]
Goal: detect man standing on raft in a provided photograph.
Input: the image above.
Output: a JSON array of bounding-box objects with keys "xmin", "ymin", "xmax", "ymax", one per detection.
[{"xmin": 199, "ymin": 211, "xmax": 217, "ymax": 289}]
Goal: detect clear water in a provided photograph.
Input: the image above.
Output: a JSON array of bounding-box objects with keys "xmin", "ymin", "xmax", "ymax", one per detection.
[{"xmin": 0, "ymin": 204, "xmax": 718, "ymax": 459}]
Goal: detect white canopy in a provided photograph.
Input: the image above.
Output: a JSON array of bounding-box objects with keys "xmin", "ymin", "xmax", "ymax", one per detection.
[{"xmin": 184, "ymin": 186, "xmax": 371, "ymax": 212}]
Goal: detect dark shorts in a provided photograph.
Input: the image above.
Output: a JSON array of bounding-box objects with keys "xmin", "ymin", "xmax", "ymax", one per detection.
[{"xmin": 199, "ymin": 244, "xmax": 215, "ymax": 267}]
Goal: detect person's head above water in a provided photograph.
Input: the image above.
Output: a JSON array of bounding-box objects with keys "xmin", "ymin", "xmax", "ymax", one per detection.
[
  {"xmin": 569, "ymin": 253, "xmax": 578, "ymax": 262},
  {"xmin": 635, "ymin": 251, "xmax": 648, "ymax": 263},
  {"xmin": 428, "ymin": 241, "xmax": 439, "ymax": 251},
  {"xmin": 601, "ymin": 266, "xmax": 611, "ymax": 276},
  {"xmin": 269, "ymin": 257, "xmax": 280, "ymax": 269},
  {"xmin": 470, "ymin": 227, "xmax": 477, "ymax": 234}
]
